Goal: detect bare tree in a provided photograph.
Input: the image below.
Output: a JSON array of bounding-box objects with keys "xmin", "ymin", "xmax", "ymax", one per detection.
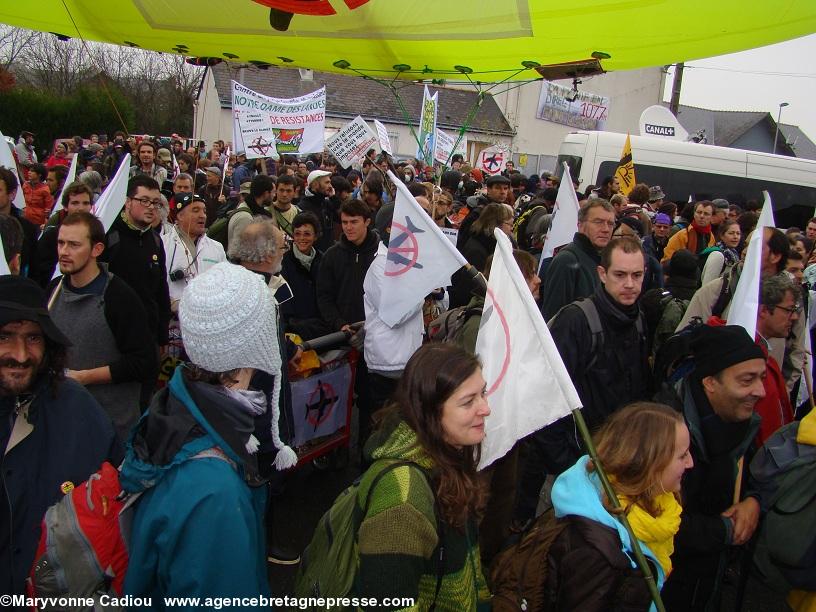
[{"xmin": 0, "ymin": 25, "xmax": 41, "ymax": 70}]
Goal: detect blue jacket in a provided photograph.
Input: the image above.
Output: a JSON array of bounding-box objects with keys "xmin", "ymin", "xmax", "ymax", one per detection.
[
  {"xmin": 550, "ymin": 456, "xmax": 665, "ymax": 611},
  {"xmin": 0, "ymin": 377, "xmax": 121, "ymax": 594},
  {"xmin": 121, "ymin": 369, "xmax": 269, "ymax": 608}
]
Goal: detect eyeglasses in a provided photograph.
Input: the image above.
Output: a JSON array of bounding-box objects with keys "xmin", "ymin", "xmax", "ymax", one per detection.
[
  {"xmin": 130, "ymin": 196, "xmax": 162, "ymax": 209},
  {"xmin": 774, "ymin": 303, "xmax": 802, "ymax": 317},
  {"xmin": 588, "ymin": 219, "xmax": 616, "ymax": 229}
]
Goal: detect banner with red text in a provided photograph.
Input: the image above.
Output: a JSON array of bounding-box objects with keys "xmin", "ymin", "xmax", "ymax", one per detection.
[{"xmin": 232, "ymin": 80, "xmax": 326, "ymax": 158}]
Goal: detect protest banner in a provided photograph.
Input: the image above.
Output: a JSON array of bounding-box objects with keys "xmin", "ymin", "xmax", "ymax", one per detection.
[
  {"xmin": 433, "ymin": 128, "xmax": 467, "ymax": 165},
  {"xmin": 374, "ymin": 119, "xmax": 393, "ymax": 156},
  {"xmin": 290, "ymin": 362, "xmax": 352, "ymax": 447},
  {"xmin": 231, "ymin": 80, "xmax": 326, "ymax": 158},
  {"xmin": 416, "ymin": 85, "xmax": 438, "ymax": 166},
  {"xmin": 536, "ymin": 81, "xmax": 610, "ymax": 131},
  {"xmin": 477, "ymin": 146, "xmax": 508, "ymax": 175},
  {"xmin": 326, "ymin": 116, "xmax": 378, "ymax": 169}
]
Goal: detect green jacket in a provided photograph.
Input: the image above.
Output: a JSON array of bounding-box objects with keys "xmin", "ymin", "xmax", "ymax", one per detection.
[{"xmin": 358, "ymin": 419, "xmax": 491, "ymax": 611}]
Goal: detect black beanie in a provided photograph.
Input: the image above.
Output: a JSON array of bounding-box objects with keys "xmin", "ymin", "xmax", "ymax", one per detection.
[{"xmin": 691, "ymin": 325, "xmax": 765, "ymax": 379}]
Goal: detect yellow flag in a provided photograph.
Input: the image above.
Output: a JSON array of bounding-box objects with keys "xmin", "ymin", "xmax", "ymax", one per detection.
[{"xmin": 615, "ymin": 134, "xmax": 636, "ymax": 196}]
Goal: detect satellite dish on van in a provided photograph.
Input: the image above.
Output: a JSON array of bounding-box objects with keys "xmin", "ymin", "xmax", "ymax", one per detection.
[{"xmin": 639, "ymin": 105, "xmax": 689, "ymax": 141}]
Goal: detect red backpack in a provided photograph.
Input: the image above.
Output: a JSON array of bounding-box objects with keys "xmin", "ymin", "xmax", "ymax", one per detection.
[{"xmin": 27, "ymin": 462, "xmax": 132, "ymax": 603}]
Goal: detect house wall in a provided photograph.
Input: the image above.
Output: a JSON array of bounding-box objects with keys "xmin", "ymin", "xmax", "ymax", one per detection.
[
  {"xmin": 491, "ymin": 67, "xmax": 665, "ymax": 175},
  {"xmin": 730, "ymin": 122, "xmax": 783, "ymax": 155}
]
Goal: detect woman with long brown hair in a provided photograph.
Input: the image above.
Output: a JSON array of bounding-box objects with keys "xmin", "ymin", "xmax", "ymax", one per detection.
[
  {"xmin": 546, "ymin": 402, "xmax": 694, "ymax": 610},
  {"xmin": 356, "ymin": 342, "xmax": 492, "ymax": 610}
]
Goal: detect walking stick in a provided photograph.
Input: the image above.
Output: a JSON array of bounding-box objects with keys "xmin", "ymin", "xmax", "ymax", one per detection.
[{"xmin": 572, "ymin": 408, "xmax": 667, "ymax": 612}]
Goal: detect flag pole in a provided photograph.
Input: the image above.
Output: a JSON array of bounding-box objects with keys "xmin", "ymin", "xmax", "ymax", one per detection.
[{"xmin": 571, "ymin": 407, "xmax": 666, "ymax": 612}]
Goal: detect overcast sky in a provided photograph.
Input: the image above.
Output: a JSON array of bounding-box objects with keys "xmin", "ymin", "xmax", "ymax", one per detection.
[{"xmin": 662, "ymin": 34, "xmax": 816, "ymax": 143}]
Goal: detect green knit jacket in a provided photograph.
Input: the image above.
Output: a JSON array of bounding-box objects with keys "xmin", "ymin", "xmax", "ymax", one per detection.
[{"xmin": 356, "ymin": 419, "xmax": 491, "ymax": 611}]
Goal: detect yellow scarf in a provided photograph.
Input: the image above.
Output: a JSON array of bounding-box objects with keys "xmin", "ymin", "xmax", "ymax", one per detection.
[{"xmin": 619, "ymin": 492, "xmax": 682, "ymax": 576}]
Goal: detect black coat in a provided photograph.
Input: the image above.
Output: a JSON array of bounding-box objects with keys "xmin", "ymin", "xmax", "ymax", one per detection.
[
  {"xmin": 316, "ymin": 230, "xmax": 379, "ymax": 331},
  {"xmin": 540, "ymin": 232, "xmax": 602, "ymax": 321},
  {"xmin": 99, "ymin": 214, "xmax": 171, "ymax": 345},
  {"xmin": 280, "ymin": 248, "xmax": 330, "ymax": 340},
  {"xmin": 9, "ymin": 206, "xmax": 40, "ymax": 280},
  {"xmin": 547, "ymin": 515, "xmax": 656, "ymax": 612},
  {"xmin": 33, "ymin": 211, "xmax": 67, "ymax": 287},
  {"xmin": 0, "ymin": 377, "xmax": 122, "ymax": 594},
  {"xmin": 300, "ymin": 192, "xmax": 340, "ymax": 253},
  {"xmin": 655, "ymin": 378, "xmax": 761, "ymax": 611},
  {"xmin": 449, "ymin": 231, "xmax": 497, "ymax": 308}
]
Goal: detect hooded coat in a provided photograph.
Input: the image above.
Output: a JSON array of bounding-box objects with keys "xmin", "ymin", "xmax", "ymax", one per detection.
[
  {"xmin": 121, "ymin": 368, "xmax": 270, "ymax": 605},
  {"xmin": 547, "ymin": 456, "xmax": 665, "ymax": 612}
]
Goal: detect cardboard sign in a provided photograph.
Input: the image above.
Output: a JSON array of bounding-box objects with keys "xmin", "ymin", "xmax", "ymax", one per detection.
[
  {"xmin": 326, "ymin": 116, "xmax": 378, "ymax": 169},
  {"xmin": 374, "ymin": 119, "xmax": 393, "ymax": 155}
]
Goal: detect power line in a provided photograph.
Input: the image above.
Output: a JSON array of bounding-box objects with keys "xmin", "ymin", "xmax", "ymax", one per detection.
[{"xmin": 682, "ymin": 65, "xmax": 816, "ymax": 78}]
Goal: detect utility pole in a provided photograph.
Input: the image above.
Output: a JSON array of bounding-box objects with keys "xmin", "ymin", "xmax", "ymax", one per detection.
[{"xmin": 669, "ymin": 62, "xmax": 684, "ymax": 116}]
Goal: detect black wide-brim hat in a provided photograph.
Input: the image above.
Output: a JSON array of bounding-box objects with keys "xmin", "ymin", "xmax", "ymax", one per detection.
[{"xmin": 0, "ymin": 276, "xmax": 71, "ymax": 346}]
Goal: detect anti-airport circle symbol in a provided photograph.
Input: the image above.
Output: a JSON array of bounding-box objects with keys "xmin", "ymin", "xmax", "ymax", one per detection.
[{"xmin": 384, "ymin": 220, "xmax": 420, "ymax": 277}]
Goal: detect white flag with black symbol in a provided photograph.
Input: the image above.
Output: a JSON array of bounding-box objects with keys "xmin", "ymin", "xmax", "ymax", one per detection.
[{"xmin": 377, "ymin": 170, "xmax": 467, "ymax": 327}]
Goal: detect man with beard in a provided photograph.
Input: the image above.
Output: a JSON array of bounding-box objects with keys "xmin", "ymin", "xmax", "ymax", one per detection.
[
  {"xmin": 47, "ymin": 212, "xmax": 157, "ymax": 441},
  {"xmin": 0, "ymin": 275, "xmax": 121, "ymax": 595}
]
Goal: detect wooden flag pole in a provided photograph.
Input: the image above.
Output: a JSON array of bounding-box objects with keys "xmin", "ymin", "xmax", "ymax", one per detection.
[{"xmin": 572, "ymin": 407, "xmax": 666, "ymax": 612}]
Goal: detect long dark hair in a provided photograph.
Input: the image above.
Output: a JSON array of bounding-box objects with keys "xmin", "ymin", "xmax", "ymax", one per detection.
[{"xmin": 385, "ymin": 343, "xmax": 487, "ymax": 529}]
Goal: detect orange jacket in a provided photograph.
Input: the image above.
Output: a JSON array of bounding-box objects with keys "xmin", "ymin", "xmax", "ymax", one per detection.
[{"xmin": 22, "ymin": 182, "xmax": 53, "ymax": 226}]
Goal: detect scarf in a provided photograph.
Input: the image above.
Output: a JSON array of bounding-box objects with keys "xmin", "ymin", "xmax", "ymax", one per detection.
[
  {"xmin": 715, "ymin": 241, "xmax": 740, "ymax": 267},
  {"xmin": 620, "ymin": 492, "xmax": 682, "ymax": 576},
  {"xmin": 686, "ymin": 221, "xmax": 712, "ymax": 255},
  {"xmin": 293, "ymin": 245, "xmax": 316, "ymax": 271}
]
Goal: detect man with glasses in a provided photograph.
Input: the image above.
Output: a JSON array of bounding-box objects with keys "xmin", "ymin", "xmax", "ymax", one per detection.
[
  {"xmin": 754, "ymin": 273, "xmax": 799, "ymax": 444},
  {"xmin": 540, "ymin": 198, "xmax": 616, "ymax": 321},
  {"xmin": 100, "ymin": 175, "xmax": 171, "ymax": 348}
]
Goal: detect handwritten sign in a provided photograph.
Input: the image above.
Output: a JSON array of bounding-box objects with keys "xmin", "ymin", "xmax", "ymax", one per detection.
[
  {"xmin": 536, "ymin": 81, "xmax": 610, "ymax": 131},
  {"xmin": 326, "ymin": 116, "xmax": 379, "ymax": 169},
  {"xmin": 374, "ymin": 119, "xmax": 393, "ymax": 155}
]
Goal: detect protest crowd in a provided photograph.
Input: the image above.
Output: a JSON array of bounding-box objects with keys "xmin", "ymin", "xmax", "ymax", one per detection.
[{"xmin": 2, "ymin": 127, "xmax": 816, "ymax": 612}]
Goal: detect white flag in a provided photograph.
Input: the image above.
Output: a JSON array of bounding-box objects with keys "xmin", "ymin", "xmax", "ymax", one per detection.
[
  {"xmin": 476, "ymin": 229, "xmax": 582, "ymax": 470},
  {"xmin": 51, "ymin": 152, "xmax": 80, "ymax": 214},
  {"xmin": 0, "ymin": 130, "xmax": 27, "ymax": 210},
  {"xmin": 94, "ymin": 153, "xmax": 132, "ymax": 233},
  {"xmin": 0, "ymin": 231, "xmax": 10, "ymax": 275},
  {"xmin": 796, "ymin": 290, "xmax": 815, "ymax": 408},
  {"xmin": 378, "ymin": 170, "xmax": 467, "ymax": 327},
  {"xmin": 540, "ymin": 162, "xmax": 581, "ymax": 265},
  {"xmin": 172, "ymin": 152, "xmax": 180, "ymax": 179},
  {"xmin": 728, "ymin": 192, "xmax": 775, "ymax": 337}
]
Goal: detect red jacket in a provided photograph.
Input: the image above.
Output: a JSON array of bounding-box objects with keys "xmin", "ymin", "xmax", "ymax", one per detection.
[
  {"xmin": 22, "ymin": 182, "xmax": 53, "ymax": 226},
  {"xmin": 754, "ymin": 341, "xmax": 794, "ymax": 444}
]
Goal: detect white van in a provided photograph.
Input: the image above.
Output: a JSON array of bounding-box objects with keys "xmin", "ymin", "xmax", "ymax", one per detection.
[{"xmin": 556, "ymin": 130, "xmax": 816, "ymax": 227}]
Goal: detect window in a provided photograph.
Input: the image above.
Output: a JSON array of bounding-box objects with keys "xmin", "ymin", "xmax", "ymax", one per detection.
[{"xmin": 556, "ymin": 154, "xmax": 582, "ymax": 182}]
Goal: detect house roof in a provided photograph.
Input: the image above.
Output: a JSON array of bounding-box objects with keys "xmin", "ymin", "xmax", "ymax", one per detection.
[
  {"xmin": 664, "ymin": 103, "xmax": 816, "ymax": 161},
  {"xmin": 206, "ymin": 63, "xmax": 514, "ymax": 136},
  {"xmin": 779, "ymin": 123, "xmax": 816, "ymax": 161}
]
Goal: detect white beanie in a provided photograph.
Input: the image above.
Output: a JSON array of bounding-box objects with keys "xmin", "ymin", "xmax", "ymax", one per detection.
[
  {"xmin": 179, "ymin": 261, "xmax": 297, "ymax": 470},
  {"xmin": 180, "ymin": 262, "xmax": 278, "ymax": 374}
]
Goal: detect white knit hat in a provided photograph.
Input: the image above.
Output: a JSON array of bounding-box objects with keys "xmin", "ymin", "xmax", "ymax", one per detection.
[
  {"xmin": 179, "ymin": 261, "xmax": 297, "ymax": 470},
  {"xmin": 180, "ymin": 262, "xmax": 279, "ymax": 375}
]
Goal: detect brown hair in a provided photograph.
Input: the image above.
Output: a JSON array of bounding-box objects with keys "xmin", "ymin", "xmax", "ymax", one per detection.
[
  {"xmin": 383, "ymin": 343, "xmax": 487, "ymax": 529},
  {"xmin": 599, "ymin": 236, "xmax": 644, "ymax": 270},
  {"xmin": 60, "ymin": 181, "xmax": 93, "ymax": 208},
  {"xmin": 61, "ymin": 211, "xmax": 106, "ymax": 247},
  {"xmin": 588, "ymin": 402, "xmax": 685, "ymax": 516},
  {"xmin": 470, "ymin": 203, "xmax": 511, "ymax": 237}
]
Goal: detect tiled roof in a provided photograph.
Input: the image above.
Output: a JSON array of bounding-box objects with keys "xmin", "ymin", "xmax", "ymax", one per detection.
[
  {"xmin": 207, "ymin": 63, "xmax": 514, "ymax": 136},
  {"xmin": 779, "ymin": 123, "xmax": 816, "ymax": 161}
]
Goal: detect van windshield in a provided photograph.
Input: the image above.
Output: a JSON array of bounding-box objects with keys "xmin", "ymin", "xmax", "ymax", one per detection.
[{"xmin": 556, "ymin": 154, "xmax": 582, "ymax": 181}]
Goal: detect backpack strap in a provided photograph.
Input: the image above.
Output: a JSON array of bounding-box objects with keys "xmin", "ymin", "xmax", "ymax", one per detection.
[
  {"xmin": 358, "ymin": 460, "xmax": 446, "ymax": 609},
  {"xmin": 575, "ymin": 298, "xmax": 604, "ymax": 358}
]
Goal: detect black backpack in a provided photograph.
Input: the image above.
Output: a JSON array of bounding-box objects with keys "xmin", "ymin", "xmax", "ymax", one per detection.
[
  {"xmin": 206, "ymin": 203, "xmax": 250, "ymax": 250},
  {"xmin": 652, "ymin": 318, "xmax": 705, "ymax": 390}
]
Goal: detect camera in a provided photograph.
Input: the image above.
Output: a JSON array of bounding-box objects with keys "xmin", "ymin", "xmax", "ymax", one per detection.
[{"xmin": 169, "ymin": 268, "xmax": 188, "ymax": 282}]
